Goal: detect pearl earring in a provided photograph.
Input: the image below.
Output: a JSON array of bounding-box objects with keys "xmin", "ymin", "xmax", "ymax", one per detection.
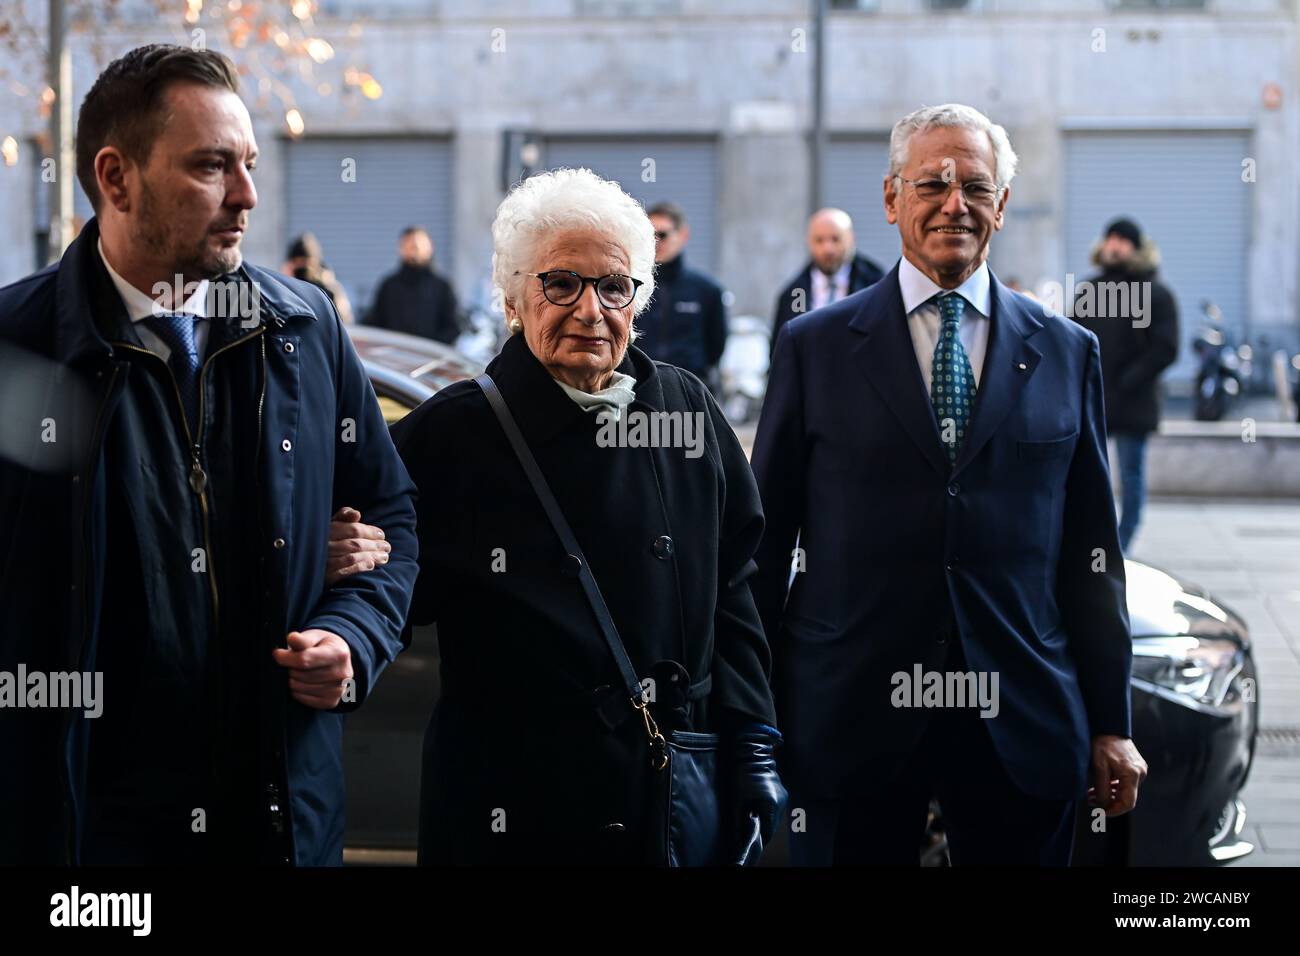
[{"xmin": 509, "ymin": 318, "xmax": 523, "ymax": 334}]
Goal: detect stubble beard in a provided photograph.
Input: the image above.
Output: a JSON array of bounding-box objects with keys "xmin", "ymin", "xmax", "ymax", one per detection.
[{"xmin": 136, "ymin": 181, "xmax": 243, "ymax": 285}]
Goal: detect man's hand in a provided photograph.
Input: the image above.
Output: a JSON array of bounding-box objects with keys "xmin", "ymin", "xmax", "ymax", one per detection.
[
  {"xmin": 324, "ymin": 506, "xmax": 390, "ymax": 587},
  {"xmin": 1088, "ymin": 734, "xmax": 1147, "ymax": 816},
  {"xmin": 272, "ymin": 629, "xmax": 355, "ymax": 710}
]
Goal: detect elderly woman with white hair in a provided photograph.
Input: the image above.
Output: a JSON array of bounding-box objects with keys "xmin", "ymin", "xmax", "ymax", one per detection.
[{"xmin": 389, "ymin": 168, "xmax": 785, "ymax": 866}]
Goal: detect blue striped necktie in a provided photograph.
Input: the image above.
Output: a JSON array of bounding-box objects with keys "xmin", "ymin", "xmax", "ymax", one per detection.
[
  {"xmin": 930, "ymin": 293, "xmax": 976, "ymax": 465},
  {"xmin": 144, "ymin": 312, "xmax": 201, "ymax": 433}
]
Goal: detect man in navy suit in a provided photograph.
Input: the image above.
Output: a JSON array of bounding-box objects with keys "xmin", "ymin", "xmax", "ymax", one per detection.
[{"xmin": 752, "ymin": 104, "xmax": 1147, "ymax": 865}]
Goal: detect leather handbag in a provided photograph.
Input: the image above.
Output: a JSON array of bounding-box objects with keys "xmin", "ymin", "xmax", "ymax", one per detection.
[{"xmin": 474, "ymin": 373, "xmax": 725, "ymax": 866}]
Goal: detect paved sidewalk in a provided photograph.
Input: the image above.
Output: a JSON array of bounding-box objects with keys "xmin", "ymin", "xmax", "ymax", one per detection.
[{"xmin": 1130, "ymin": 497, "xmax": 1300, "ymax": 867}]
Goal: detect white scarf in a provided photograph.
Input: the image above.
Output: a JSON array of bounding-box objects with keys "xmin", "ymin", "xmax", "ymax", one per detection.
[{"xmin": 554, "ymin": 370, "xmax": 638, "ymax": 422}]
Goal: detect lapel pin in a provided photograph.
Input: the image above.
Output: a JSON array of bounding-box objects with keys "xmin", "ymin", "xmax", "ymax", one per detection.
[{"xmin": 1016, "ymin": 361, "xmax": 1027, "ymax": 371}]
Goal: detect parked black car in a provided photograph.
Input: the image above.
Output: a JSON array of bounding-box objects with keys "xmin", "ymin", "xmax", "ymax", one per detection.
[{"xmin": 344, "ymin": 326, "xmax": 1259, "ymax": 867}]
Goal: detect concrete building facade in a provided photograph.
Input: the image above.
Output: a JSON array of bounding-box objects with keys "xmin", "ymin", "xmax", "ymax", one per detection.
[{"xmin": 2, "ymin": 0, "xmax": 1297, "ymax": 384}]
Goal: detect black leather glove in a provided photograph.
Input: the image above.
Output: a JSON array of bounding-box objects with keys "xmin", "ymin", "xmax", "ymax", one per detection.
[{"xmin": 729, "ymin": 728, "xmax": 788, "ymax": 866}]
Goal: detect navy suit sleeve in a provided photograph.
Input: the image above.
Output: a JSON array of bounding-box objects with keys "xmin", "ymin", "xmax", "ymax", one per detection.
[
  {"xmin": 750, "ymin": 321, "xmax": 807, "ymax": 654},
  {"xmin": 304, "ymin": 305, "xmax": 420, "ymax": 711},
  {"xmin": 1057, "ymin": 334, "xmax": 1132, "ymax": 738}
]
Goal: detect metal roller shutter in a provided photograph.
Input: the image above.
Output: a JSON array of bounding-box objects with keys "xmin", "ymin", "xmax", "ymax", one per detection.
[
  {"xmin": 285, "ymin": 136, "xmax": 453, "ymax": 313},
  {"xmin": 542, "ymin": 137, "xmax": 719, "ymax": 276},
  {"xmin": 822, "ymin": 135, "xmax": 901, "ymax": 270},
  {"xmin": 1065, "ymin": 130, "xmax": 1251, "ymax": 382}
]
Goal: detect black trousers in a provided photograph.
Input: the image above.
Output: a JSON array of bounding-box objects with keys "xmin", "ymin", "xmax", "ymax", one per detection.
[{"xmin": 788, "ymin": 640, "xmax": 1078, "ymax": 866}]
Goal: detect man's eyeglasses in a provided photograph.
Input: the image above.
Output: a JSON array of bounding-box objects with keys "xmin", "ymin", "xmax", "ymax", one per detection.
[
  {"xmin": 521, "ymin": 270, "xmax": 644, "ymax": 309},
  {"xmin": 654, "ymin": 230, "xmax": 673, "ymax": 241},
  {"xmin": 896, "ymin": 177, "xmax": 1003, "ymax": 206}
]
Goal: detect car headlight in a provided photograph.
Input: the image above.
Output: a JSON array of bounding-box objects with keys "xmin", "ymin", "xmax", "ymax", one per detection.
[{"xmin": 1131, "ymin": 636, "xmax": 1247, "ymax": 714}]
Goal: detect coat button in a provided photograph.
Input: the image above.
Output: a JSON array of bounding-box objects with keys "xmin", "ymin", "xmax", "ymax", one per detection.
[
  {"xmin": 273, "ymin": 537, "xmax": 286, "ymax": 550},
  {"xmin": 947, "ymin": 482, "xmax": 959, "ymax": 497},
  {"xmin": 936, "ymin": 631, "xmax": 949, "ymax": 645},
  {"xmin": 283, "ymin": 341, "xmax": 295, "ymax": 353},
  {"xmin": 602, "ymin": 822, "xmax": 626, "ymax": 832},
  {"xmin": 281, "ymin": 439, "xmax": 292, "ymax": 452},
  {"xmin": 652, "ymin": 535, "xmax": 674, "ymax": 559},
  {"xmin": 562, "ymin": 553, "xmax": 583, "ymax": 576},
  {"xmin": 945, "ymin": 560, "xmax": 956, "ymax": 572}
]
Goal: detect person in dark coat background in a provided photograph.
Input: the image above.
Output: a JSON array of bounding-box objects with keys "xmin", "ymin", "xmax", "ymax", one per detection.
[
  {"xmin": 363, "ymin": 226, "xmax": 462, "ymax": 344},
  {"xmin": 771, "ymin": 207, "xmax": 883, "ymax": 356},
  {"xmin": 1070, "ymin": 217, "xmax": 1179, "ymax": 552},
  {"xmin": 0, "ymin": 45, "xmax": 418, "ymax": 866},
  {"xmin": 388, "ymin": 169, "xmax": 785, "ymax": 865},
  {"xmin": 634, "ymin": 201, "xmax": 728, "ymax": 392}
]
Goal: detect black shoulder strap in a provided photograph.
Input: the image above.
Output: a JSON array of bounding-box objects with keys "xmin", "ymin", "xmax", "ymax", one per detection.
[{"xmin": 474, "ymin": 373, "xmax": 644, "ymax": 704}]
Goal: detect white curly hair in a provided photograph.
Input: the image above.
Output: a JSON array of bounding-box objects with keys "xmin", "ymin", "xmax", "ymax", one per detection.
[{"xmin": 491, "ymin": 168, "xmax": 657, "ymax": 331}]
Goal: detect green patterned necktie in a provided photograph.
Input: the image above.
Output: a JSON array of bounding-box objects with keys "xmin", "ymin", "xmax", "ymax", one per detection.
[{"xmin": 930, "ymin": 293, "xmax": 976, "ymax": 465}]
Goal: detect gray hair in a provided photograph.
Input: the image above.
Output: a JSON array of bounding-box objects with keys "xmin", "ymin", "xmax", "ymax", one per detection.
[
  {"xmin": 491, "ymin": 168, "xmax": 656, "ymax": 324},
  {"xmin": 887, "ymin": 103, "xmax": 1019, "ymax": 189}
]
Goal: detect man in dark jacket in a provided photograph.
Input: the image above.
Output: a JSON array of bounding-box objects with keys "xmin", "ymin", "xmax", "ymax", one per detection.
[
  {"xmin": 363, "ymin": 226, "xmax": 461, "ymax": 344},
  {"xmin": 635, "ymin": 201, "xmax": 728, "ymax": 391},
  {"xmin": 771, "ymin": 207, "xmax": 883, "ymax": 355},
  {"xmin": 1070, "ymin": 217, "xmax": 1179, "ymax": 551},
  {"xmin": 0, "ymin": 45, "xmax": 418, "ymax": 866}
]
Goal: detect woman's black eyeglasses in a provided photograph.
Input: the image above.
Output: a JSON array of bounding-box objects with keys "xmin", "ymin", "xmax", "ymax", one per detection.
[{"xmin": 521, "ymin": 270, "xmax": 644, "ymax": 309}]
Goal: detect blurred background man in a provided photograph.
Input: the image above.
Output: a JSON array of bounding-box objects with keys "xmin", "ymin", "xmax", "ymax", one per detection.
[
  {"xmin": 771, "ymin": 207, "xmax": 883, "ymax": 354},
  {"xmin": 364, "ymin": 225, "xmax": 462, "ymax": 344},
  {"xmin": 1070, "ymin": 217, "xmax": 1180, "ymax": 553},
  {"xmin": 636, "ymin": 200, "xmax": 728, "ymax": 392}
]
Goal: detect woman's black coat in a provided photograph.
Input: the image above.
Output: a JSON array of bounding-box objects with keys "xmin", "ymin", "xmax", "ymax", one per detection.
[{"xmin": 390, "ymin": 333, "xmax": 777, "ymax": 864}]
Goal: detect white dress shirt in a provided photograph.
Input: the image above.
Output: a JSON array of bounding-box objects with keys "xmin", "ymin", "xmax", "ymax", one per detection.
[
  {"xmin": 98, "ymin": 239, "xmax": 210, "ymax": 363},
  {"xmin": 898, "ymin": 254, "xmax": 990, "ymax": 392},
  {"xmin": 810, "ymin": 259, "xmax": 852, "ymax": 312}
]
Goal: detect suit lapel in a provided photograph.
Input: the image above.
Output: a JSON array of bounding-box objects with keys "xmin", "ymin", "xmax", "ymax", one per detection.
[
  {"xmin": 848, "ymin": 264, "xmax": 950, "ymax": 476},
  {"xmin": 951, "ymin": 274, "xmax": 1044, "ymax": 477}
]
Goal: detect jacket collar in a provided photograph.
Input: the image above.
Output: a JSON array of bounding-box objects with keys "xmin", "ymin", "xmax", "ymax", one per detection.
[
  {"xmin": 52, "ymin": 217, "xmax": 317, "ymax": 368},
  {"xmin": 234, "ymin": 261, "xmax": 319, "ymax": 332},
  {"xmin": 656, "ymin": 253, "xmax": 685, "ymax": 284},
  {"xmin": 54, "ymin": 218, "xmax": 117, "ymax": 367},
  {"xmin": 486, "ymin": 333, "xmax": 664, "ymax": 446},
  {"xmin": 846, "ymin": 259, "xmax": 1044, "ymax": 477}
]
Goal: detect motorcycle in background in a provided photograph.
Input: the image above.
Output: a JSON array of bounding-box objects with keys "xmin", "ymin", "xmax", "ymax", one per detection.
[{"xmin": 1192, "ymin": 301, "xmax": 1242, "ymax": 422}]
